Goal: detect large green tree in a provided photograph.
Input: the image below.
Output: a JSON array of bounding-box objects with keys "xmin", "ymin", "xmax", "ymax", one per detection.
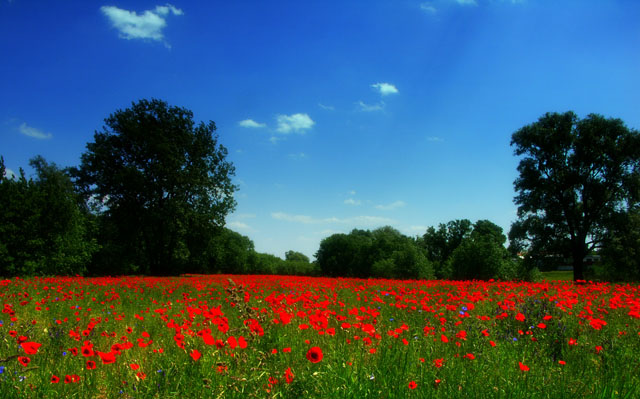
[
  {"xmin": 510, "ymin": 112, "xmax": 640, "ymax": 281},
  {"xmin": 0, "ymin": 156, "xmax": 96, "ymax": 276},
  {"xmin": 74, "ymin": 99, "xmax": 237, "ymax": 275}
]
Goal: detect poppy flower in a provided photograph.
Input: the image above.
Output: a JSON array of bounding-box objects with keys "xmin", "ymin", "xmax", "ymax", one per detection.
[
  {"xmin": 227, "ymin": 336, "xmax": 237, "ymax": 349},
  {"xmin": 50, "ymin": 375, "xmax": 60, "ymax": 383},
  {"xmin": 136, "ymin": 372, "xmax": 146, "ymax": 380},
  {"xmin": 130, "ymin": 363, "xmax": 140, "ymax": 370},
  {"xmin": 515, "ymin": 313, "xmax": 525, "ymax": 322},
  {"xmin": 18, "ymin": 356, "xmax": 30, "ymax": 367},
  {"xmin": 64, "ymin": 375, "xmax": 72, "ymax": 384},
  {"xmin": 21, "ymin": 342, "xmax": 41, "ymax": 355},
  {"xmin": 190, "ymin": 349, "xmax": 202, "ymax": 361},
  {"xmin": 408, "ymin": 381, "xmax": 417, "ymax": 390},
  {"xmin": 284, "ymin": 367, "xmax": 294, "ymax": 384},
  {"xmin": 238, "ymin": 336, "xmax": 247, "ymax": 349},
  {"xmin": 86, "ymin": 360, "xmax": 96, "ymax": 370},
  {"xmin": 519, "ymin": 362, "xmax": 529, "ymax": 372},
  {"xmin": 306, "ymin": 346, "xmax": 323, "ymax": 363},
  {"xmin": 97, "ymin": 351, "xmax": 116, "ymax": 364}
]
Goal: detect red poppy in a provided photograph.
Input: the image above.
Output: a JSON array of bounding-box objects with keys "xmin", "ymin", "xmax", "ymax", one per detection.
[
  {"xmin": 136, "ymin": 372, "xmax": 146, "ymax": 380},
  {"xmin": 97, "ymin": 351, "xmax": 116, "ymax": 364},
  {"xmin": 306, "ymin": 346, "xmax": 323, "ymax": 363},
  {"xmin": 515, "ymin": 313, "xmax": 525, "ymax": 322},
  {"xmin": 21, "ymin": 342, "xmax": 41, "ymax": 355},
  {"xmin": 190, "ymin": 349, "xmax": 202, "ymax": 361},
  {"xmin": 86, "ymin": 360, "xmax": 96, "ymax": 370},
  {"xmin": 227, "ymin": 336, "xmax": 237, "ymax": 349},
  {"xmin": 18, "ymin": 356, "xmax": 30, "ymax": 367},
  {"xmin": 433, "ymin": 358, "xmax": 444, "ymax": 368},
  {"xmin": 519, "ymin": 362, "xmax": 530, "ymax": 372},
  {"xmin": 50, "ymin": 375, "xmax": 60, "ymax": 383},
  {"xmin": 408, "ymin": 381, "xmax": 417, "ymax": 390},
  {"xmin": 558, "ymin": 360, "xmax": 566, "ymax": 365},
  {"xmin": 64, "ymin": 375, "xmax": 72, "ymax": 384},
  {"xmin": 238, "ymin": 336, "xmax": 248, "ymax": 349},
  {"xmin": 284, "ymin": 367, "xmax": 294, "ymax": 384},
  {"xmin": 130, "ymin": 363, "xmax": 140, "ymax": 370}
]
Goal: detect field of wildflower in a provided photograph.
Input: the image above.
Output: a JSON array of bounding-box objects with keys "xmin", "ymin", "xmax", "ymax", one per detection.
[{"xmin": 1, "ymin": 275, "xmax": 639, "ymax": 398}]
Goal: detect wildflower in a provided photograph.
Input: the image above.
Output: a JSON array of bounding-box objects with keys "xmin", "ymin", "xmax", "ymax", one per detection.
[
  {"xmin": 595, "ymin": 345, "xmax": 603, "ymax": 353},
  {"xmin": 86, "ymin": 360, "xmax": 97, "ymax": 370},
  {"xmin": 464, "ymin": 353, "xmax": 475, "ymax": 360},
  {"xmin": 558, "ymin": 360, "xmax": 566, "ymax": 365},
  {"xmin": 284, "ymin": 367, "xmax": 294, "ymax": 384},
  {"xmin": 136, "ymin": 372, "xmax": 146, "ymax": 380},
  {"xmin": 537, "ymin": 323, "xmax": 546, "ymax": 329},
  {"xmin": 433, "ymin": 358, "xmax": 444, "ymax": 368},
  {"xmin": 568, "ymin": 338, "xmax": 577, "ymax": 346},
  {"xmin": 408, "ymin": 381, "xmax": 417, "ymax": 390},
  {"xmin": 306, "ymin": 346, "xmax": 323, "ymax": 363},
  {"xmin": 18, "ymin": 356, "xmax": 30, "ymax": 367},
  {"xmin": 50, "ymin": 375, "xmax": 59, "ymax": 383},
  {"xmin": 489, "ymin": 340, "xmax": 496, "ymax": 347},
  {"xmin": 97, "ymin": 351, "xmax": 116, "ymax": 364},
  {"xmin": 21, "ymin": 342, "xmax": 41, "ymax": 355},
  {"xmin": 519, "ymin": 362, "xmax": 529, "ymax": 372},
  {"xmin": 515, "ymin": 313, "xmax": 525, "ymax": 322},
  {"xmin": 190, "ymin": 349, "xmax": 202, "ymax": 362},
  {"xmin": 130, "ymin": 364, "xmax": 140, "ymax": 371}
]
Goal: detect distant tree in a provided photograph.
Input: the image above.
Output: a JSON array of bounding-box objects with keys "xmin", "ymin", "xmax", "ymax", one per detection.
[
  {"xmin": 206, "ymin": 228, "xmax": 255, "ymax": 275},
  {"xmin": 0, "ymin": 156, "xmax": 96, "ymax": 276},
  {"xmin": 450, "ymin": 220, "xmax": 514, "ymax": 280},
  {"xmin": 285, "ymin": 250, "xmax": 310, "ymax": 263},
  {"xmin": 420, "ymin": 219, "xmax": 472, "ymax": 278},
  {"xmin": 511, "ymin": 112, "xmax": 640, "ymax": 280},
  {"xmin": 316, "ymin": 231, "xmax": 373, "ymax": 277},
  {"xmin": 597, "ymin": 209, "xmax": 640, "ymax": 281},
  {"xmin": 73, "ymin": 99, "xmax": 237, "ymax": 275}
]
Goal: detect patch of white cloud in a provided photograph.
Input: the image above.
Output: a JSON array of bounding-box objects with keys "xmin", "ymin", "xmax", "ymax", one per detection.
[
  {"xmin": 358, "ymin": 101, "xmax": 385, "ymax": 112},
  {"xmin": 19, "ymin": 123, "xmax": 52, "ymax": 139},
  {"xmin": 276, "ymin": 113, "xmax": 315, "ymax": 134},
  {"xmin": 289, "ymin": 152, "xmax": 307, "ymax": 160},
  {"xmin": 375, "ymin": 200, "xmax": 406, "ymax": 210},
  {"xmin": 371, "ymin": 82, "xmax": 399, "ymax": 96},
  {"xmin": 227, "ymin": 221, "xmax": 256, "ymax": 232},
  {"xmin": 238, "ymin": 119, "xmax": 266, "ymax": 128},
  {"xmin": 420, "ymin": 3, "xmax": 437, "ymax": 13},
  {"xmin": 100, "ymin": 4, "xmax": 183, "ymax": 45},
  {"xmin": 3, "ymin": 168, "xmax": 17, "ymax": 180},
  {"xmin": 271, "ymin": 212, "xmax": 394, "ymax": 226},
  {"xmin": 269, "ymin": 136, "xmax": 282, "ymax": 144},
  {"xmin": 344, "ymin": 198, "xmax": 361, "ymax": 206},
  {"xmin": 454, "ymin": 0, "xmax": 477, "ymax": 5},
  {"xmin": 318, "ymin": 103, "xmax": 335, "ymax": 111},
  {"xmin": 427, "ymin": 136, "xmax": 444, "ymax": 142}
]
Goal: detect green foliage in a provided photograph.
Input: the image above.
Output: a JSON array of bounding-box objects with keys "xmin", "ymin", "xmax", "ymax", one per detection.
[
  {"xmin": 419, "ymin": 219, "xmax": 472, "ymax": 278},
  {"xmin": 73, "ymin": 99, "xmax": 237, "ymax": 276},
  {"xmin": 510, "ymin": 112, "xmax": 640, "ymax": 280},
  {"xmin": 0, "ymin": 156, "xmax": 96, "ymax": 277},
  {"xmin": 316, "ymin": 226, "xmax": 434, "ymax": 279},
  {"xmin": 596, "ymin": 209, "xmax": 640, "ymax": 281}
]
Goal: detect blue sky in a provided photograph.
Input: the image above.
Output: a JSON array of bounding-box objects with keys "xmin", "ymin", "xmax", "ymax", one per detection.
[{"xmin": 1, "ymin": 0, "xmax": 639, "ymax": 259}]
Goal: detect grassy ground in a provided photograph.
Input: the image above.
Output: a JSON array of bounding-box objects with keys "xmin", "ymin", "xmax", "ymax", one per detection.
[
  {"xmin": 0, "ymin": 275, "xmax": 639, "ymax": 398},
  {"xmin": 538, "ymin": 270, "xmax": 574, "ymax": 281}
]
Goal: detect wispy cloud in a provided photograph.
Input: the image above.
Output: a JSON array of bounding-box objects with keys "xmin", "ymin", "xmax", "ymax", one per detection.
[
  {"xmin": 289, "ymin": 152, "xmax": 307, "ymax": 160},
  {"xmin": 375, "ymin": 200, "xmax": 406, "ymax": 210},
  {"xmin": 276, "ymin": 113, "xmax": 315, "ymax": 134},
  {"xmin": 454, "ymin": 0, "xmax": 477, "ymax": 5},
  {"xmin": 272, "ymin": 212, "xmax": 394, "ymax": 226},
  {"xmin": 420, "ymin": 3, "xmax": 437, "ymax": 13},
  {"xmin": 344, "ymin": 198, "xmax": 361, "ymax": 206},
  {"xmin": 227, "ymin": 221, "xmax": 255, "ymax": 232},
  {"xmin": 371, "ymin": 82, "xmax": 399, "ymax": 96},
  {"xmin": 318, "ymin": 103, "xmax": 335, "ymax": 111},
  {"xmin": 238, "ymin": 119, "xmax": 266, "ymax": 128},
  {"xmin": 358, "ymin": 101, "xmax": 385, "ymax": 112},
  {"xmin": 427, "ymin": 136, "xmax": 444, "ymax": 142},
  {"xmin": 3, "ymin": 168, "xmax": 17, "ymax": 180},
  {"xmin": 19, "ymin": 123, "xmax": 52, "ymax": 139},
  {"xmin": 101, "ymin": 4, "xmax": 183, "ymax": 46}
]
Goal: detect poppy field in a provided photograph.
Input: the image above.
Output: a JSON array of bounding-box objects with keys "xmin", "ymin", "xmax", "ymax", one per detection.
[{"xmin": 1, "ymin": 275, "xmax": 639, "ymax": 398}]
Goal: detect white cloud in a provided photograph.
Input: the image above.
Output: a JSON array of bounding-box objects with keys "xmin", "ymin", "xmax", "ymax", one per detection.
[
  {"xmin": 358, "ymin": 101, "xmax": 385, "ymax": 112},
  {"xmin": 238, "ymin": 119, "xmax": 266, "ymax": 128},
  {"xmin": 318, "ymin": 103, "xmax": 335, "ymax": 111},
  {"xmin": 3, "ymin": 168, "xmax": 17, "ymax": 180},
  {"xmin": 344, "ymin": 198, "xmax": 361, "ymax": 206},
  {"xmin": 101, "ymin": 4, "xmax": 183, "ymax": 44},
  {"xmin": 227, "ymin": 221, "xmax": 256, "ymax": 232},
  {"xmin": 371, "ymin": 82, "xmax": 399, "ymax": 96},
  {"xmin": 420, "ymin": 3, "xmax": 437, "ymax": 13},
  {"xmin": 348, "ymin": 190, "xmax": 356, "ymax": 196},
  {"xmin": 271, "ymin": 212, "xmax": 394, "ymax": 226},
  {"xmin": 276, "ymin": 113, "xmax": 315, "ymax": 134},
  {"xmin": 454, "ymin": 0, "xmax": 477, "ymax": 5},
  {"xmin": 289, "ymin": 152, "xmax": 307, "ymax": 160},
  {"xmin": 19, "ymin": 123, "xmax": 52, "ymax": 139},
  {"xmin": 375, "ymin": 200, "xmax": 406, "ymax": 210},
  {"xmin": 269, "ymin": 136, "xmax": 282, "ymax": 144},
  {"xmin": 427, "ymin": 136, "xmax": 444, "ymax": 142}
]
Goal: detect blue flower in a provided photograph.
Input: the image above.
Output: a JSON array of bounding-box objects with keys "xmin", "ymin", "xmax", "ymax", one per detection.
[{"xmin": 0, "ymin": 366, "xmax": 5, "ymax": 374}]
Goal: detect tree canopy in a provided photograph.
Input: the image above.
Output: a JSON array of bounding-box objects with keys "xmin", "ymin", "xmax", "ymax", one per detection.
[
  {"xmin": 73, "ymin": 99, "xmax": 237, "ymax": 275},
  {"xmin": 510, "ymin": 111, "xmax": 640, "ymax": 280}
]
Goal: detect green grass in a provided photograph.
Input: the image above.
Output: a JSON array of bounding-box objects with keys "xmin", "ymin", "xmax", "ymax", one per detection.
[
  {"xmin": 0, "ymin": 275, "xmax": 638, "ymax": 398},
  {"xmin": 539, "ymin": 270, "xmax": 574, "ymax": 281}
]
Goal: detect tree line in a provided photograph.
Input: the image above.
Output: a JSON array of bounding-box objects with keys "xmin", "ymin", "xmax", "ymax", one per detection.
[{"xmin": 1, "ymin": 100, "xmax": 639, "ymax": 281}]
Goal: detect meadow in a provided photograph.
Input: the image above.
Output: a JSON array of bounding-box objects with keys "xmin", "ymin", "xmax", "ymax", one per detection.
[{"xmin": 0, "ymin": 275, "xmax": 639, "ymax": 398}]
